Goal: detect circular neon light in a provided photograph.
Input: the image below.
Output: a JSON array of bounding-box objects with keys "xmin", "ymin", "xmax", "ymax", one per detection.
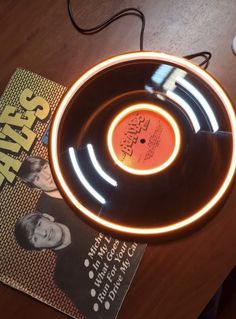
[
  {"xmin": 107, "ymin": 103, "xmax": 181, "ymax": 175},
  {"xmin": 50, "ymin": 51, "xmax": 236, "ymax": 236}
]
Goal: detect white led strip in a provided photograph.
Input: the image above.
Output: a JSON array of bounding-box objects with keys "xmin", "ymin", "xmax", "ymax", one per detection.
[
  {"xmin": 87, "ymin": 144, "xmax": 117, "ymax": 187},
  {"xmin": 176, "ymin": 76, "xmax": 219, "ymax": 132},
  {"xmin": 166, "ymin": 90, "xmax": 201, "ymax": 133},
  {"xmin": 69, "ymin": 147, "xmax": 106, "ymax": 205}
]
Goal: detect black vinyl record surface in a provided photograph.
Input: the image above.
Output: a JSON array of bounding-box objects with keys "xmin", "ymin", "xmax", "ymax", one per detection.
[{"xmin": 49, "ymin": 52, "xmax": 236, "ymax": 237}]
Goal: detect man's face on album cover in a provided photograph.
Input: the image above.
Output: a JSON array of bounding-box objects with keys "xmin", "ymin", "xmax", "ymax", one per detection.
[
  {"xmin": 30, "ymin": 215, "xmax": 64, "ymax": 249},
  {"xmin": 30, "ymin": 162, "xmax": 57, "ymax": 192}
]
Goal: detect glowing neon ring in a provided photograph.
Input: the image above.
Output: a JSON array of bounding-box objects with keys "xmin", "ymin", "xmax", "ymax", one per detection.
[{"xmin": 50, "ymin": 52, "xmax": 236, "ymax": 236}]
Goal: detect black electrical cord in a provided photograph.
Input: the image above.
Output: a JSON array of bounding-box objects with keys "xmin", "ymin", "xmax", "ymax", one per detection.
[
  {"xmin": 67, "ymin": 0, "xmax": 145, "ymax": 50},
  {"xmin": 184, "ymin": 51, "xmax": 212, "ymax": 70},
  {"xmin": 67, "ymin": 0, "xmax": 211, "ymax": 69}
]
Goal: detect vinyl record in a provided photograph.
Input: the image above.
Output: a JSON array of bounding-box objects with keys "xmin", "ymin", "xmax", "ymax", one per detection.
[{"xmin": 49, "ymin": 52, "xmax": 236, "ymax": 237}]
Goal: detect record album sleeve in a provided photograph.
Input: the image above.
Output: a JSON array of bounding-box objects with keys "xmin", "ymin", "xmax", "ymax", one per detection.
[{"xmin": 0, "ymin": 69, "xmax": 146, "ymax": 319}]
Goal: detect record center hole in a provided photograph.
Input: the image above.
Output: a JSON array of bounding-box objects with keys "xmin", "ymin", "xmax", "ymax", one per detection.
[{"xmin": 140, "ymin": 138, "xmax": 146, "ymax": 144}]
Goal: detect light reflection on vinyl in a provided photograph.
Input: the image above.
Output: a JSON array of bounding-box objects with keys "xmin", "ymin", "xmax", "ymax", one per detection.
[{"xmin": 49, "ymin": 52, "xmax": 236, "ymax": 237}]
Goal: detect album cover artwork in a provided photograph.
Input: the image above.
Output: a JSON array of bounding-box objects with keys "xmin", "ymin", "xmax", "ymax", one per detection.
[{"xmin": 0, "ymin": 69, "xmax": 146, "ymax": 319}]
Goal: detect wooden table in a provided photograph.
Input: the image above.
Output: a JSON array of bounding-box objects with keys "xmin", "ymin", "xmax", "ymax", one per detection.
[{"xmin": 1, "ymin": 1, "xmax": 236, "ymax": 318}]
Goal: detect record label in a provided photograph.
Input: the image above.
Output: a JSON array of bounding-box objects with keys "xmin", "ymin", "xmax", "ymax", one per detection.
[{"xmin": 107, "ymin": 104, "xmax": 180, "ymax": 175}]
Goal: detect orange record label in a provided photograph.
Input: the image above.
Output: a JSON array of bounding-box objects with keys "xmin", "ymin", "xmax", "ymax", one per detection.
[{"xmin": 110, "ymin": 108, "xmax": 177, "ymax": 172}]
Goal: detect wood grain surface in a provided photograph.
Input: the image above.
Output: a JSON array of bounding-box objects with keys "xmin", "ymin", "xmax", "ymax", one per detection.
[{"xmin": 1, "ymin": 1, "xmax": 236, "ymax": 318}]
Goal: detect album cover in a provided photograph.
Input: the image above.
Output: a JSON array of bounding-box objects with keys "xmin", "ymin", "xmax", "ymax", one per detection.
[{"xmin": 0, "ymin": 69, "xmax": 146, "ymax": 319}]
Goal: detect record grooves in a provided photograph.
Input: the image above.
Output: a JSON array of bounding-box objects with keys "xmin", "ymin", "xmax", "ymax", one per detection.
[{"xmin": 49, "ymin": 52, "xmax": 236, "ymax": 236}]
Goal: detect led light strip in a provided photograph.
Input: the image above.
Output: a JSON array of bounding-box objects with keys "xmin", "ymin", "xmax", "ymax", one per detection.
[
  {"xmin": 69, "ymin": 147, "xmax": 106, "ymax": 204},
  {"xmin": 166, "ymin": 90, "xmax": 201, "ymax": 133},
  {"xmin": 176, "ymin": 76, "xmax": 219, "ymax": 132},
  {"xmin": 87, "ymin": 144, "xmax": 117, "ymax": 187},
  {"xmin": 50, "ymin": 51, "xmax": 236, "ymax": 236}
]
